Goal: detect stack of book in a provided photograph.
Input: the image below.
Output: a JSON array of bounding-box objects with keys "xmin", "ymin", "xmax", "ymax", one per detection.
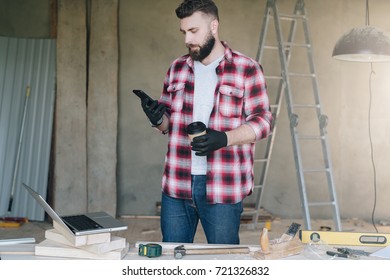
[{"xmin": 35, "ymin": 221, "xmax": 129, "ymax": 260}]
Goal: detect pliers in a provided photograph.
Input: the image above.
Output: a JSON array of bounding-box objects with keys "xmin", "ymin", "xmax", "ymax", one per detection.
[{"xmin": 326, "ymin": 247, "xmax": 370, "ymax": 259}]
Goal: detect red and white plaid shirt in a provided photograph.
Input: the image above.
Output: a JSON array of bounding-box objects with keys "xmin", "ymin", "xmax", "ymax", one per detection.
[{"xmin": 158, "ymin": 42, "xmax": 272, "ymax": 204}]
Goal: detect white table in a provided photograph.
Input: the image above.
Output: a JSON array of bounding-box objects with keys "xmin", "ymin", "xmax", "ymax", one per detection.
[{"xmin": 0, "ymin": 242, "xmax": 384, "ymax": 260}]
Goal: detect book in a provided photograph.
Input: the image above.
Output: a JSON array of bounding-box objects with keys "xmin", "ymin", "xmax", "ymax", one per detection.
[
  {"xmin": 45, "ymin": 228, "xmax": 126, "ymax": 254},
  {"xmin": 35, "ymin": 239, "xmax": 129, "ymax": 260},
  {"xmin": 52, "ymin": 220, "xmax": 111, "ymax": 247}
]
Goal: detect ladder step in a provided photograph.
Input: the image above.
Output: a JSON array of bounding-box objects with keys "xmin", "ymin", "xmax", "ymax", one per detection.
[
  {"xmin": 308, "ymin": 201, "xmax": 336, "ymax": 207},
  {"xmin": 292, "ymin": 104, "xmax": 319, "ymax": 108},
  {"xmin": 297, "ymin": 135, "xmax": 325, "ymax": 140},
  {"xmin": 264, "ymin": 75, "xmax": 283, "ymax": 80},
  {"xmin": 264, "ymin": 43, "xmax": 311, "ymax": 49},
  {"xmin": 278, "ymin": 13, "xmax": 306, "ymax": 20},
  {"xmin": 254, "ymin": 158, "xmax": 268, "ymax": 163},
  {"xmin": 284, "ymin": 42, "xmax": 311, "ymax": 48},
  {"xmin": 253, "ymin": 184, "xmax": 264, "ymax": 189},
  {"xmin": 289, "ymin": 72, "xmax": 316, "ymax": 78},
  {"xmin": 303, "ymin": 168, "xmax": 330, "ymax": 173},
  {"xmin": 264, "ymin": 45, "xmax": 279, "ymax": 50},
  {"xmin": 242, "ymin": 210, "xmax": 257, "ymax": 216}
]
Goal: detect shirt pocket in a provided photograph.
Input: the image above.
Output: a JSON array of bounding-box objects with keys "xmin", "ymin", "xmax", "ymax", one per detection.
[
  {"xmin": 218, "ymin": 85, "xmax": 244, "ymax": 118},
  {"xmin": 167, "ymin": 83, "xmax": 185, "ymax": 112}
]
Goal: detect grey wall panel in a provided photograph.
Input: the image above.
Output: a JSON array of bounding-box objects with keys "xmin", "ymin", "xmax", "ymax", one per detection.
[{"xmin": 0, "ymin": 36, "xmax": 56, "ymax": 221}]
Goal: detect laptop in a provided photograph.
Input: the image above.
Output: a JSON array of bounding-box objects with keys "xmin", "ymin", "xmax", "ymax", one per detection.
[{"xmin": 23, "ymin": 183, "xmax": 127, "ymax": 236}]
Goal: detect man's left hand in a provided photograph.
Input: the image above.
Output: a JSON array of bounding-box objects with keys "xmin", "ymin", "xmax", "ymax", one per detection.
[{"xmin": 191, "ymin": 128, "xmax": 228, "ymax": 156}]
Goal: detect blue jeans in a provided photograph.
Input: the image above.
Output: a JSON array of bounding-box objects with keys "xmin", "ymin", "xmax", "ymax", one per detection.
[{"xmin": 160, "ymin": 175, "xmax": 243, "ymax": 244}]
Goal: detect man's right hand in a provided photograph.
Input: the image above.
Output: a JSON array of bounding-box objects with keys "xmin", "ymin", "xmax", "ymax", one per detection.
[{"xmin": 141, "ymin": 98, "xmax": 166, "ymax": 126}]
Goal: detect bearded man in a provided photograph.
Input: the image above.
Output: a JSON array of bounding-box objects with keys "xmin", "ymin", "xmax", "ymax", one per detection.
[{"xmin": 139, "ymin": 0, "xmax": 272, "ymax": 244}]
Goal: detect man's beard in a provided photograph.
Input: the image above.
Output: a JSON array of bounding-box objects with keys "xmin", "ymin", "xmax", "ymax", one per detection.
[{"xmin": 187, "ymin": 32, "xmax": 215, "ymax": 61}]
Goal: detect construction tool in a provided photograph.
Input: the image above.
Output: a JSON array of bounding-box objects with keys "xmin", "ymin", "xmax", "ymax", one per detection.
[
  {"xmin": 279, "ymin": 222, "xmax": 301, "ymax": 242},
  {"xmin": 0, "ymin": 217, "xmax": 28, "ymax": 228},
  {"xmin": 7, "ymin": 86, "xmax": 31, "ymax": 215},
  {"xmin": 254, "ymin": 223, "xmax": 304, "ymax": 260},
  {"xmin": 138, "ymin": 243, "xmax": 162, "ymax": 258},
  {"xmin": 335, "ymin": 247, "xmax": 371, "ymax": 256},
  {"xmin": 325, "ymin": 247, "xmax": 371, "ymax": 259},
  {"xmin": 173, "ymin": 245, "xmax": 250, "ymax": 259},
  {"xmin": 260, "ymin": 228, "xmax": 270, "ymax": 253},
  {"xmin": 300, "ymin": 230, "xmax": 390, "ymax": 246},
  {"xmin": 260, "ymin": 222, "xmax": 301, "ymax": 249},
  {"xmin": 326, "ymin": 250, "xmax": 359, "ymax": 259}
]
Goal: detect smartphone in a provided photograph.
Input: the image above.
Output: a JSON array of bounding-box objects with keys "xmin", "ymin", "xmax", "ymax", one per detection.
[{"xmin": 133, "ymin": 89, "xmax": 153, "ymax": 107}]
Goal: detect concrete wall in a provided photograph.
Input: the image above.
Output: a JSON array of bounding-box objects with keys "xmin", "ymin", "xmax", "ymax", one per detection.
[
  {"xmin": 0, "ymin": 0, "xmax": 52, "ymax": 38},
  {"xmin": 2, "ymin": 0, "xmax": 390, "ymax": 222}
]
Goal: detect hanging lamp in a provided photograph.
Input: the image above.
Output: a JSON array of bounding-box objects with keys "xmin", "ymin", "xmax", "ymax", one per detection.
[{"xmin": 332, "ymin": 0, "xmax": 390, "ymax": 62}]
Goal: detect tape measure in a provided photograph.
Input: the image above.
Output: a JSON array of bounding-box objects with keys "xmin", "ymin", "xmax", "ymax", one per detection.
[
  {"xmin": 138, "ymin": 243, "xmax": 162, "ymax": 258},
  {"xmin": 299, "ymin": 230, "xmax": 390, "ymax": 247}
]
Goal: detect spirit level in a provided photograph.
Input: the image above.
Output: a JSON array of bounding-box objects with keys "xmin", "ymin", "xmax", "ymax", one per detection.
[{"xmin": 299, "ymin": 230, "xmax": 390, "ymax": 247}]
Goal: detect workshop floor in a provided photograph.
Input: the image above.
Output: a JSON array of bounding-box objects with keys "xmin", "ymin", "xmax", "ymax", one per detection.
[{"xmin": 0, "ymin": 216, "xmax": 384, "ymax": 246}]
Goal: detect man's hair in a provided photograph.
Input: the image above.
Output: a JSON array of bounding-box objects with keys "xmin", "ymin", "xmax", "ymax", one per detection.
[{"xmin": 175, "ymin": 0, "xmax": 219, "ymax": 21}]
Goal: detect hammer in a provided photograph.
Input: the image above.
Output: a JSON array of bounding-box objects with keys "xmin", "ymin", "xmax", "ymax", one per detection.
[{"xmin": 173, "ymin": 245, "xmax": 250, "ymax": 259}]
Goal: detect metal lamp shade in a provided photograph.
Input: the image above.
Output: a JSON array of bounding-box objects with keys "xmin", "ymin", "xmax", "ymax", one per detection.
[{"xmin": 332, "ymin": 26, "xmax": 390, "ymax": 62}]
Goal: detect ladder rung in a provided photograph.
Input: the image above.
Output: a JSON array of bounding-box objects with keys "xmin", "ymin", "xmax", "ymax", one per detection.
[
  {"xmin": 278, "ymin": 13, "xmax": 306, "ymax": 20},
  {"xmin": 254, "ymin": 158, "xmax": 268, "ymax": 163},
  {"xmin": 284, "ymin": 42, "xmax": 311, "ymax": 48},
  {"xmin": 308, "ymin": 201, "xmax": 336, "ymax": 207},
  {"xmin": 297, "ymin": 135, "xmax": 325, "ymax": 140},
  {"xmin": 292, "ymin": 104, "xmax": 319, "ymax": 108},
  {"xmin": 270, "ymin": 104, "xmax": 279, "ymax": 109},
  {"xmin": 253, "ymin": 184, "xmax": 264, "ymax": 189},
  {"xmin": 242, "ymin": 210, "xmax": 257, "ymax": 215},
  {"xmin": 289, "ymin": 72, "xmax": 316, "ymax": 78},
  {"xmin": 264, "ymin": 43, "xmax": 311, "ymax": 49},
  {"xmin": 303, "ymin": 168, "xmax": 330, "ymax": 173},
  {"xmin": 264, "ymin": 45, "xmax": 279, "ymax": 50},
  {"xmin": 264, "ymin": 75, "xmax": 283, "ymax": 80}
]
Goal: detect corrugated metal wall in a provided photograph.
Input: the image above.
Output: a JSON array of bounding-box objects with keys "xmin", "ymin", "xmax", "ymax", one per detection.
[{"xmin": 0, "ymin": 36, "xmax": 56, "ymax": 221}]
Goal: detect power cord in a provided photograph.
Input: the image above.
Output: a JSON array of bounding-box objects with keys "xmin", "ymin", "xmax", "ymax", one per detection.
[{"xmin": 368, "ymin": 63, "xmax": 378, "ymax": 233}]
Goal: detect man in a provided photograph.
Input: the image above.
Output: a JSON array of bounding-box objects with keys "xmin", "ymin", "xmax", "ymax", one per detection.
[{"xmin": 140, "ymin": 0, "xmax": 272, "ymax": 244}]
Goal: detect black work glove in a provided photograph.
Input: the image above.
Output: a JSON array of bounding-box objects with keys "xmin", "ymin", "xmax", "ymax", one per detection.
[
  {"xmin": 141, "ymin": 98, "xmax": 166, "ymax": 126},
  {"xmin": 191, "ymin": 128, "xmax": 228, "ymax": 156}
]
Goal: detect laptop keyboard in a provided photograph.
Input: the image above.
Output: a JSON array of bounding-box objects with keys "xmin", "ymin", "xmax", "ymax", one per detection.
[{"xmin": 61, "ymin": 214, "xmax": 103, "ymax": 231}]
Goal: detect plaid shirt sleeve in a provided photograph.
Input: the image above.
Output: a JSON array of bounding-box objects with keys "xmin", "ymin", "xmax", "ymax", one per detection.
[{"xmin": 242, "ymin": 60, "xmax": 272, "ymax": 140}]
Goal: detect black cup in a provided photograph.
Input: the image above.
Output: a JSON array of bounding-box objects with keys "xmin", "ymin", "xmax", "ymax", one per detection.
[{"xmin": 186, "ymin": 122, "xmax": 206, "ymax": 140}]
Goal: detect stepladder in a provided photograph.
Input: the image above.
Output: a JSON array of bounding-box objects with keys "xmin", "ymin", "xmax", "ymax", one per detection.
[{"xmin": 246, "ymin": 0, "xmax": 342, "ymax": 231}]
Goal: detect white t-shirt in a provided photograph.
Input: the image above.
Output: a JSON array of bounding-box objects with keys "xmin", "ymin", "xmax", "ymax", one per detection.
[{"xmin": 191, "ymin": 55, "xmax": 224, "ymax": 175}]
